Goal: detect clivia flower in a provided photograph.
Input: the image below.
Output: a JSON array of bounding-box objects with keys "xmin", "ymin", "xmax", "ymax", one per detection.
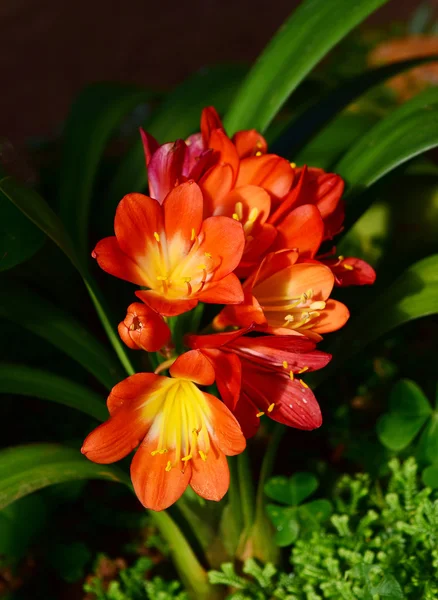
[
  {"xmin": 118, "ymin": 303, "xmax": 171, "ymax": 352},
  {"xmin": 215, "ymin": 250, "xmax": 350, "ymax": 341},
  {"xmin": 186, "ymin": 328, "xmax": 331, "ymax": 438},
  {"xmin": 92, "ymin": 181, "xmax": 245, "ymax": 316},
  {"xmin": 82, "ymin": 353, "xmax": 246, "ymax": 511}
]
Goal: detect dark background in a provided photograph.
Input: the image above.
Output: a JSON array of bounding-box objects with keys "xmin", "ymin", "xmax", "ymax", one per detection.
[{"xmin": 1, "ymin": 0, "xmax": 433, "ymax": 146}]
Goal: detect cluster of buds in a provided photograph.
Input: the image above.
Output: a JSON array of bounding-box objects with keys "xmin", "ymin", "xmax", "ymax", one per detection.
[{"xmin": 82, "ymin": 107, "xmax": 375, "ymax": 511}]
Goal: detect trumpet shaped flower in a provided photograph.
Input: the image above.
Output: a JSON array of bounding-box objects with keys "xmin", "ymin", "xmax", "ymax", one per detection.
[
  {"xmin": 92, "ymin": 181, "xmax": 245, "ymax": 316},
  {"xmin": 82, "ymin": 355, "xmax": 246, "ymax": 511},
  {"xmin": 118, "ymin": 303, "xmax": 171, "ymax": 352}
]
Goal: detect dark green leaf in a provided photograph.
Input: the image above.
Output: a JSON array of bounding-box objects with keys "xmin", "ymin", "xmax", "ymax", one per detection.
[
  {"xmin": 59, "ymin": 83, "xmax": 154, "ymax": 258},
  {"xmin": 377, "ymin": 380, "xmax": 432, "ymax": 451},
  {"xmin": 223, "ymin": 0, "xmax": 390, "ymax": 134},
  {"xmin": 422, "ymin": 464, "xmax": 438, "ymax": 488},
  {"xmin": 0, "ymin": 495, "xmax": 47, "ymax": 561},
  {"xmin": 297, "ymin": 499, "xmax": 333, "ymax": 528},
  {"xmin": 312, "ymin": 255, "xmax": 438, "ymax": 386},
  {"xmin": 337, "ymin": 87, "xmax": 438, "ymax": 229},
  {"xmin": 0, "ymin": 363, "xmax": 107, "ymax": 421},
  {"xmin": 416, "ymin": 413, "xmax": 438, "ymax": 463},
  {"xmin": 0, "ymin": 190, "xmax": 44, "ymax": 272},
  {"xmin": 264, "ymin": 472, "xmax": 318, "ymax": 505},
  {"xmin": 0, "ymin": 176, "xmax": 135, "ymax": 377},
  {"xmin": 0, "ymin": 444, "xmax": 130, "ymax": 510},
  {"xmin": 265, "ymin": 504, "xmax": 299, "ymax": 547},
  {"xmin": 109, "ymin": 65, "xmax": 247, "ymax": 205},
  {"xmin": 271, "ymin": 56, "xmax": 438, "ymax": 158},
  {"xmin": 0, "ymin": 281, "xmax": 123, "ymax": 389}
]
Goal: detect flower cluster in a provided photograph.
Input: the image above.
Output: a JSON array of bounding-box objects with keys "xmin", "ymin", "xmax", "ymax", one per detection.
[{"xmin": 82, "ymin": 107, "xmax": 375, "ymax": 511}]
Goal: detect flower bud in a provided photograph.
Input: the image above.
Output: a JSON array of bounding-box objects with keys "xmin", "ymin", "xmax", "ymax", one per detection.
[{"xmin": 118, "ymin": 303, "xmax": 171, "ymax": 352}]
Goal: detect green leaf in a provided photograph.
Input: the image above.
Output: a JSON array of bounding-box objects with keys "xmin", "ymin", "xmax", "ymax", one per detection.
[
  {"xmin": 265, "ymin": 504, "xmax": 299, "ymax": 547},
  {"xmin": 0, "ymin": 444, "xmax": 130, "ymax": 510},
  {"xmin": 0, "ymin": 495, "xmax": 47, "ymax": 561},
  {"xmin": 377, "ymin": 380, "xmax": 432, "ymax": 451},
  {"xmin": 422, "ymin": 464, "xmax": 438, "ymax": 488},
  {"xmin": 223, "ymin": 0, "xmax": 390, "ymax": 134},
  {"xmin": 0, "ymin": 363, "xmax": 107, "ymax": 422},
  {"xmin": 264, "ymin": 472, "xmax": 318, "ymax": 506},
  {"xmin": 59, "ymin": 83, "xmax": 154, "ymax": 258},
  {"xmin": 336, "ymin": 87, "xmax": 438, "ymax": 229},
  {"xmin": 416, "ymin": 412, "xmax": 438, "ymax": 463},
  {"xmin": 0, "ymin": 281, "xmax": 123, "ymax": 389},
  {"xmin": 312, "ymin": 255, "xmax": 438, "ymax": 385},
  {"xmin": 109, "ymin": 65, "xmax": 247, "ymax": 205},
  {"xmin": 271, "ymin": 56, "xmax": 438, "ymax": 158},
  {"xmin": 0, "ymin": 190, "xmax": 45, "ymax": 272},
  {"xmin": 297, "ymin": 499, "xmax": 333, "ymax": 528},
  {"xmin": 0, "ymin": 176, "xmax": 135, "ymax": 377}
]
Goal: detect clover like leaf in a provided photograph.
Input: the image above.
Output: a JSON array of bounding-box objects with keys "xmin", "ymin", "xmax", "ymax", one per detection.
[
  {"xmin": 377, "ymin": 379, "xmax": 432, "ymax": 451},
  {"xmin": 264, "ymin": 472, "xmax": 318, "ymax": 506},
  {"xmin": 266, "ymin": 504, "xmax": 300, "ymax": 547}
]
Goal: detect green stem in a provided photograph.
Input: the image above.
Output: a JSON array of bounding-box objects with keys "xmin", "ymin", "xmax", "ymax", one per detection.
[
  {"xmin": 149, "ymin": 511, "xmax": 223, "ymax": 600},
  {"xmin": 237, "ymin": 450, "xmax": 255, "ymax": 530},
  {"xmin": 255, "ymin": 424, "xmax": 285, "ymax": 523}
]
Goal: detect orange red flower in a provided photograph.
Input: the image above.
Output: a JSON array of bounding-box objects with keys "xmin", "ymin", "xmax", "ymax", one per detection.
[
  {"xmin": 92, "ymin": 181, "xmax": 245, "ymax": 316},
  {"xmin": 82, "ymin": 354, "xmax": 246, "ymax": 511},
  {"xmin": 118, "ymin": 303, "xmax": 171, "ymax": 352}
]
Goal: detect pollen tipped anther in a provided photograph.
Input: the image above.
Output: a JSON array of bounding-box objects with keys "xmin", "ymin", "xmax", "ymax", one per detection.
[
  {"xmin": 300, "ymin": 379, "xmax": 309, "ymax": 389},
  {"xmin": 199, "ymin": 450, "xmax": 207, "ymax": 461},
  {"xmin": 267, "ymin": 403, "xmax": 275, "ymax": 413},
  {"xmin": 255, "ymin": 151, "xmax": 262, "ymax": 157},
  {"xmin": 298, "ymin": 366, "xmax": 309, "ymax": 374},
  {"xmin": 344, "ymin": 264, "xmax": 354, "ymax": 271},
  {"xmin": 181, "ymin": 454, "xmax": 192, "ymax": 462},
  {"xmin": 153, "ymin": 232, "xmax": 160, "ymax": 242},
  {"xmin": 165, "ymin": 461, "xmax": 172, "ymax": 472},
  {"xmin": 310, "ymin": 301, "xmax": 326, "ymax": 310},
  {"xmin": 204, "ymin": 252, "xmax": 212, "ymax": 258},
  {"xmin": 290, "ymin": 162, "xmax": 296, "ymax": 168},
  {"xmin": 191, "ymin": 228, "xmax": 196, "ymax": 241},
  {"xmin": 256, "ymin": 411, "xmax": 265, "ymax": 418},
  {"xmin": 289, "ymin": 371, "xmax": 294, "ymax": 380},
  {"xmin": 282, "ymin": 360, "xmax": 288, "ymax": 369}
]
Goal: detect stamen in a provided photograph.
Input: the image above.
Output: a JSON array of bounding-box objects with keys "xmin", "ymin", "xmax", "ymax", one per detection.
[
  {"xmin": 151, "ymin": 448, "xmax": 168, "ymax": 456},
  {"xmin": 256, "ymin": 411, "xmax": 265, "ymax": 418},
  {"xmin": 309, "ymin": 301, "xmax": 326, "ymax": 310},
  {"xmin": 232, "ymin": 213, "xmax": 240, "ymax": 221},
  {"xmin": 300, "ymin": 379, "xmax": 309, "ymax": 389},
  {"xmin": 298, "ymin": 366, "xmax": 309, "ymax": 374},
  {"xmin": 284, "ymin": 314, "xmax": 294, "ymax": 322},
  {"xmin": 267, "ymin": 403, "xmax": 275, "ymax": 413},
  {"xmin": 290, "ymin": 162, "xmax": 296, "ymax": 168},
  {"xmin": 282, "ymin": 360, "xmax": 288, "ymax": 369},
  {"xmin": 255, "ymin": 151, "xmax": 262, "ymax": 157},
  {"xmin": 191, "ymin": 228, "xmax": 196, "ymax": 241},
  {"xmin": 248, "ymin": 207, "xmax": 259, "ymax": 222},
  {"xmin": 165, "ymin": 461, "xmax": 172, "ymax": 472},
  {"xmin": 181, "ymin": 454, "xmax": 192, "ymax": 462},
  {"xmin": 199, "ymin": 450, "xmax": 207, "ymax": 461},
  {"xmin": 256, "ymin": 140, "xmax": 263, "ymax": 149},
  {"xmin": 198, "ymin": 263, "xmax": 207, "ymax": 270},
  {"xmin": 153, "ymin": 231, "xmax": 160, "ymax": 242},
  {"xmin": 289, "ymin": 371, "xmax": 294, "ymax": 380},
  {"xmin": 156, "ymin": 275, "xmax": 168, "ymax": 281},
  {"xmin": 344, "ymin": 264, "xmax": 354, "ymax": 271},
  {"xmin": 234, "ymin": 202, "xmax": 243, "ymax": 220},
  {"xmin": 204, "ymin": 252, "xmax": 212, "ymax": 258},
  {"xmin": 338, "ymin": 255, "xmax": 344, "ymax": 261}
]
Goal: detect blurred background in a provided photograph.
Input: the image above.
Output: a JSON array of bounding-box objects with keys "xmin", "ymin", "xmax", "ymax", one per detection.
[{"xmin": 1, "ymin": 0, "xmax": 436, "ymax": 146}]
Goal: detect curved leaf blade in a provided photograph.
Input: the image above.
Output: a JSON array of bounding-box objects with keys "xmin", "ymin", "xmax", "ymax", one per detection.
[
  {"xmin": 313, "ymin": 255, "xmax": 438, "ymax": 385},
  {"xmin": 108, "ymin": 65, "xmax": 247, "ymax": 205},
  {"xmin": 0, "ymin": 363, "xmax": 107, "ymax": 422},
  {"xmin": 0, "ymin": 444, "xmax": 130, "ymax": 510},
  {"xmin": 270, "ymin": 56, "xmax": 438, "ymax": 157},
  {"xmin": 0, "ymin": 176, "xmax": 135, "ymax": 377},
  {"xmin": 223, "ymin": 0, "xmax": 390, "ymax": 134},
  {"xmin": 0, "ymin": 281, "xmax": 123, "ymax": 389},
  {"xmin": 59, "ymin": 83, "xmax": 154, "ymax": 258}
]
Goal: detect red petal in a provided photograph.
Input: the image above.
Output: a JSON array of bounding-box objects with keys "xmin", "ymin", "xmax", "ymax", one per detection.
[
  {"xmin": 92, "ymin": 237, "xmax": 146, "ymax": 285},
  {"xmin": 135, "ymin": 290, "xmax": 198, "ymax": 317},
  {"xmin": 169, "ymin": 350, "xmax": 215, "ymax": 385},
  {"xmin": 275, "ymin": 205, "xmax": 324, "ymax": 258},
  {"xmin": 131, "ymin": 443, "xmax": 191, "ymax": 510},
  {"xmin": 201, "ymin": 349, "xmax": 242, "ymax": 409},
  {"xmin": 199, "ymin": 163, "xmax": 234, "ymax": 217},
  {"xmin": 199, "ymin": 273, "xmax": 244, "ymax": 305},
  {"xmin": 182, "ymin": 133, "xmax": 205, "ymax": 177},
  {"xmin": 204, "ymin": 391, "xmax": 246, "ymax": 455},
  {"xmin": 186, "ymin": 327, "xmax": 253, "ymax": 350},
  {"xmin": 140, "ymin": 128, "xmax": 159, "ymax": 167},
  {"xmin": 330, "ymin": 257, "xmax": 376, "ymax": 287},
  {"xmin": 236, "ymin": 154, "xmax": 294, "ymax": 200},
  {"xmin": 190, "ymin": 446, "xmax": 230, "ymax": 501},
  {"xmin": 209, "ymin": 129, "xmax": 240, "ymax": 179},
  {"xmin": 232, "ymin": 130, "xmax": 268, "ymax": 158},
  {"xmin": 268, "ymin": 166, "xmax": 308, "ymax": 225},
  {"xmin": 118, "ymin": 303, "xmax": 170, "ymax": 352},
  {"xmin": 200, "ymin": 106, "xmax": 224, "ymax": 145},
  {"xmin": 148, "ymin": 140, "xmax": 186, "ymax": 203}
]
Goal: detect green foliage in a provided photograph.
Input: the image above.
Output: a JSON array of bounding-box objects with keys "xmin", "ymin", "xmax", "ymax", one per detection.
[
  {"xmin": 210, "ymin": 459, "xmax": 438, "ymax": 599},
  {"xmin": 84, "ymin": 556, "xmax": 188, "ymax": 600}
]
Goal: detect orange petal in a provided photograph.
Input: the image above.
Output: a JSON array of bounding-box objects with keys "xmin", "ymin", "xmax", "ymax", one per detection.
[
  {"xmin": 197, "ymin": 216, "xmax": 245, "ymax": 279},
  {"xmin": 209, "ymin": 129, "xmax": 240, "ymax": 179},
  {"xmin": 118, "ymin": 303, "xmax": 170, "ymax": 352},
  {"xmin": 190, "ymin": 446, "xmax": 230, "ymax": 501},
  {"xmin": 204, "ymin": 391, "xmax": 246, "ymax": 456},
  {"xmin": 201, "ymin": 349, "xmax": 242, "ymax": 410},
  {"xmin": 232, "ymin": 129, "xmax": 267, "ymax": 158},
  {"xmin": 214, "ymin": 292, "xmax": 266, "ymax": 330},
  {"xmin": 275, "ymin": 205, "xmax": 324, "ymax": 258},
  {"xmin": 106, "ymin": 372, "xmax": 166, "ymax": 415},
  {"xmin": 131, "ymin": 443, "xmax": 191, "ymax": 510},
  {"xmin": 169, "ymin": 350, "xmax": 215, "ymax": 385},
  {"xmin": 199, "ymin": 163, "xmax": 234, "ymax": 217},
  {"xmin": 200, "ymin": 106, "xmax": 223, "ymax": 145},
  {"xmin": 313, "ymin": 299, "xmax": 350, "ymax": 334},
  {"xmin": 199, "ymin": 273, "xmax": 244, "ymax": 305},
  {"xmin": 114, "ymin": 193, "xmax": 162, "ymax": 260},
  {"xmin": 92, "ymin": 237, "xmax": 146, "ymax": 286},
  {"xmin": 236, "ymin": 154, "xmax": 294, "ymax": 200},
  {"xmin": 164, "ymin": 181, "xmax": 203, "ymax": 258},
  {"xmin": 214, "ymin": 185, "xmax": 271, "ymax": 223},
  {"xmin": 135, "ymin": 290, "xmax": 198, "ymax": 317}
]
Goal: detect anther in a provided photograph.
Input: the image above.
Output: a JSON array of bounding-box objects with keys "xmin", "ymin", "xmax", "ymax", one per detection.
[
  {"xmin": 289, "ymin": 371, "xmax": 294, "ymax": 380},
  {"xmin": 310, "ymin": 301, "xmax": 326, "ymax": 310},
  {"xmin": 199, "ymin": 450, "xmax": 207, "ymax": 461},
  {"xmin": 344, "ymin": 264, "xmax": 354, "ymax": 271},
  {"xmin": 256, "ymin": 140, "xmax": 263, "ymax": 149},
  {"xmin": 198, "ymin": 263, "xmax": 207, "ymax": 270},
  {"xmin": 282, "ymin": 361, "xmax": 288, "ymax": 369},
  {"xmin": 183, "ymin": 277, "xmax": 191, "ymax": 283},
  {"xmin": 204, "ymin": 252, "xmax": 212, "ymax": 258},
  {"xmin": 181, "ymin": 454, "xmax": 192, "ymax": 462},
  {"xmin": 300, "ymin": 379, "xmax": 309, "ymax": 389},
  {"xmin": 298, "ymin": 366, "xmax": 309, "ymax": 374},
  {"xmin": 267, "ymin": 403, "xmax": 275, "ymax": 413},
  {"xmin": 157, "ymin": 275, "xmax": 168, "ymax": 281},
  {"xmin": 338, "ymin": 255, "xmax": 344, "ymax": 261},
  {"xmin": 234, "ymin": 202, "xmax": 243, "ymax": 220},
  {"xmin": 153, "ymin": 232, "xmax": 160, "ymax": 242},
  {"xmin": 232, "ymin": 213, "xmax": 240, "ymax": 221},
  {"xmin": 290, "ymin": 162, "xmax": 296, "ymax": 168},
  {"xmin": 248, "ymin": 207, "xmax": 259, "ymax": 222},
  {"xmin": 256, "ymin": 411, "xmax": 265, "ymax": 418},
  {"xmin": 191, "ymin": 228, "xmax": 196, "ymax": 241},
  {"xmin": 284, "ymin": 314, "xmax": 294, "ymax": 322},
  {"xmin": 255, "ymin": 151, "xmax": 262, "ymax": 157},
  {"xmin": 165, "ymin": 461, "xmax": 172, "ymax": 472}
]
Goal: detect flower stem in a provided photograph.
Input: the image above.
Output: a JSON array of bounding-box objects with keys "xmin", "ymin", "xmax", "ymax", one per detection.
[{"xmin": 237, "ymin": 450, "xmax": 255, "ymax": 530}]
